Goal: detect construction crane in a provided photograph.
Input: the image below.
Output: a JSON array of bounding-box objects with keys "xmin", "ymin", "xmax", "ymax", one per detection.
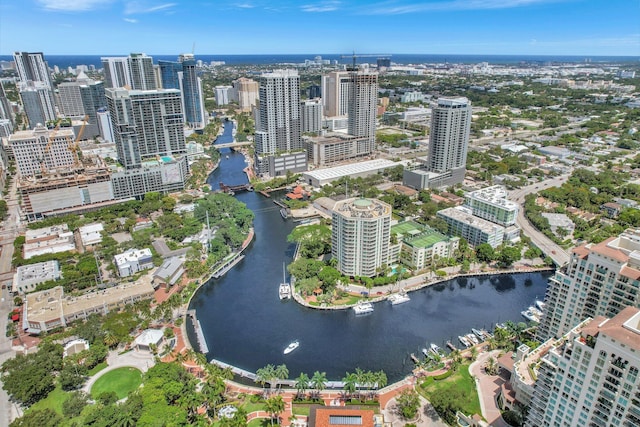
[
  {"xmin": 340, "ymin": 52, "xmax": 391, "ymax": 71},
  {"xmin": 66, "ymin": 115, "xmax": 89, "ymax": 169}
]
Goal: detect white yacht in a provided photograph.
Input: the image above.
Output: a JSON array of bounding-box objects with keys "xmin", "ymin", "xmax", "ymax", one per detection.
[
  {"xmin": 521, "ymin": 308, "xmax": 541, "ymax": 323},
  {"xmin": 283, "ymin": 340, "xmax": 299, "ymax": 354},
  {"xmin": 352, "ymin": 301, "xmax": 374, "ymax": 315},
  {"xmin": 279, "ymin": 263, "xmax": 291, "ymax": 300},
  {"xmin": 388, "ymin": 291, "xmax": 411, "ymax": 305}
]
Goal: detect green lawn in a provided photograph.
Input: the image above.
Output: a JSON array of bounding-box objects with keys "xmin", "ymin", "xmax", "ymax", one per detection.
[
  {"xmin": 27, "ymin": 384, "xmax": 67, "ymax": 415},
  {"xmin": 88, "ymin": 362, "xmax": 108, "ymax": 376},
  {"xmin": 241, "ymin": 401, "xmax": 266, "ymax": 413},
  {"xmin": 247, "ymin": 419, "xmax": 270, "ymax": 427},
  {"xmin": 418, "ymin": 363, "xmax": 481, "ymax": 417},
  {"xmin": 91, "ymin": 367, "xmax": 142, "ymax": 400}
]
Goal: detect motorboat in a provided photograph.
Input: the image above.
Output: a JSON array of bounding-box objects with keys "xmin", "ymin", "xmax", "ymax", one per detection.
[
  {"xmin": 352, "ymin": 301, "xmax": 374, "ymax": 315},
  {"xmin": 472, "ymin": 328, "xmax": 484, "ymax": 340},
  {"xmin": 535, "ymin": 299, "xmax": 546, "ymax": 311},
  {"xmin": 283, "ymin": 340, "xmax": 299, "ymax": 354},
  {"xmin": 521, "ymin": 308, "xmax": 540, "ymax": 323},
  {"xmin": 430, "ymin": 343, "xmax": 442, "ymax": 355},
  {"xmin": 279, "ymin": 263, "xmax": 291, "ymax": 300},
  {"xmin": 422, "ymin": 348, "xmax": 430, "ymax": 357},
  {"xmin": 467, "ymin": 333, "xmax": 479, "ymax": 345},
  {"xmin": 458, "ymin": 335, "xmax": 471, "ymax": 347},
  {"xmin": 388, "ymin": 291, "xmax": 411, "ymax": 305}
]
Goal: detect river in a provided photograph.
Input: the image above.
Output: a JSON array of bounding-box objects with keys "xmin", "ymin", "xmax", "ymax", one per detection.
[{"xmin": 187, "ymin": 122, "xmax": 551, "ymax": 383}]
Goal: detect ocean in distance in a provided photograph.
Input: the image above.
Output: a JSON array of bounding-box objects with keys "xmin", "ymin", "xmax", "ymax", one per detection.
[{"xmin": 1, "ymin": 53, "xmax": 638, "ymax": 69}]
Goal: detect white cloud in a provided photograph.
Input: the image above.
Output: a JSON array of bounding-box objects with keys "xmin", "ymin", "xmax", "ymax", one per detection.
[
  {"xmin": 36, "ymin": 0, "xmax": 112, "ymax": 12},
  {"xmin": 235, "ymin": 3, "xmax": 255, "ymax": 8},
  {"xmin": 301, "ymin": 1, "xmax": 340, "ymax": 12},
  {"xmin": 124, "ymin": 1, "xmax": 176, "ymax": 14},
  {"xmin": 123, "ymin": 18, "xmax": 138, "ymax": 23},
  {"xmin": 363, "ymin": 0, "xmax": 564, "ymax": 15}
]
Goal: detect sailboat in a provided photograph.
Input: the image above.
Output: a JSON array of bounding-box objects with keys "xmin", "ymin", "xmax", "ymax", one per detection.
[{"xmin": 279, "ymin": 263, "xmax": 291, "ymax": 300}]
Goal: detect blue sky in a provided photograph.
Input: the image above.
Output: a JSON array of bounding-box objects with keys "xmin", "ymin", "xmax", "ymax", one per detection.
[{"xmin": 1, "ymin": 0, "xmax": 639, "ymax": 56}]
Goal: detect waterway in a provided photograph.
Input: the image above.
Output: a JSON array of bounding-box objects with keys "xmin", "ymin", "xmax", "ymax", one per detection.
[{"xmin": 187, "ymin": 122, "xmax": 552, "ymax": 383}]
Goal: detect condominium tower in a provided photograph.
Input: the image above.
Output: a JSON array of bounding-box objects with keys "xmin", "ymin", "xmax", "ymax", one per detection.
[
  {"xmin": 254, "ymin": 70, "xmax": 307, "ymax": 177},
  {"xmin": 106, "ymin": 88, "xmax": 185, "ymax": 168},
  {"xmin": 332, "ymin": 198, "xmax": 391, "ymax": 277},
  {"xmin": 348, "ymin": 71, "xmax": 378, "ymax": 155},
  {"xmin": 13, "ymin": 52, "xmax": 53, "ymax": 89},
  {"xmin": 321, "ymin": 71, "xmax": 351, "ymax": 117},
  {"xmin": 158, "ymin": 54, "xmax": 206, "ymax": 128},
  {"xmin": 426, "ymin": 97, "xmax": 471, "ymax": 186},
  {"xmin": 525, "ymin": 307, "xmax": 640, "ymax": 427},
  {"xmin": 234, "ymin": 77, "xmax": 259, "ymax": 112},
  {"xmin": 537, "ymin": 228, "xmax": 640, "ymax": 342},
  {"xmin": 102, "ymin": 53, "xmax": 156, "ymax": 90}
]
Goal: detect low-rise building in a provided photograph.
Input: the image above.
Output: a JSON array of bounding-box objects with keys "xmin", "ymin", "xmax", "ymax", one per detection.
[
  {"xmin": 23, "ymin": 282, "xmax": 155, "ymax": 334},
  {"xmin": 437, "ymin": 206, "xmax": 506, "ymax": 248},
  {"xmin": 390, "ymin": 221, "xmax": 459, "ymax": 270},
  {"xmin": 24, "ymin": 224, "xmax": 76, "ymax": 259},
  {"xmin": 78, "ymin": 223, "xmax": 104, "ymax": 247},
  {"xmin": 308, "ymin": 407, "xmax": 378, "ymax": 427},
  {"xmin": 601, "ymin": 201, "xmax": 623, "ymax": 218},
  {"xmin": 114, "ymin": 248, "xmax": 154, "ymax": 277},
  {"xmin": 133, "ymin": 329, "xmax": 165, "ymax": 352},
  {"xmin": 13, "ymin": 260, "xmax": 62, "ymax": 294},
  {"xmin": 302, "ymin": 159, "xmax": 398, "ymax": 187},
  {"xmin": 153, "ymin": 256, "xmax": 185, "ymax": 288}
]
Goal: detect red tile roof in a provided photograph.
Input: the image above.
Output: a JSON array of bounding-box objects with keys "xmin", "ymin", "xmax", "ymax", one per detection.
[{"xmin": 310, "ymin": 407, "xmax": 375, "ymax": 427}]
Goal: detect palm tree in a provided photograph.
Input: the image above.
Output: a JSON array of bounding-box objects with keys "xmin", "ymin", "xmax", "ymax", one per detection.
[
  {"xmin": 202, "ymin": 377, "xmax": 225, "ymax": 418},
  {"xmin": 485, "ymin": 356, "xmax": 499, "ymax": 376},
  {"xmin": 450, "ymin": 349, "xmax": 462, "ymax": 371},
  {"xmin": 362, "ymin": 371, "xmax": 376, "ymax": 398},
  {"xmin": 275, "ymin": 364, "xmax": 289, "ymax": 391},
  {"xmin": 257, "ymin": 364, "xmax": 276, "ymax": 395},
  {"xmin": 374, "ymin": 370, "xmax": 387, "ymax": 390},
  {"xmin": 294, "ymin": 372, "xmax": 310, "ymax": 399},
  {"xmin": 469, "ymin": 346, "xmax": 478, "ymax": 361},
  {"xmin": 104, "ymin": 331, "xmax": 118, "ymax": 348},
  {"xmin": 195, "ymin": 351, "xmax": 207, "ymax": 368},
  {"xmin": 342, "ymin": 372, "xmax": 357, "ymax": 399},
  {"xmin": 354, "ymin": 367, "xmax": 364, "ymax": 399},
  {"xmin": 264, "ymin": 395, "xmax": 285, "ymax": 426},
  {"xmin": 311, "ymin": 371, "xmax": 327, "ymax": 399}
]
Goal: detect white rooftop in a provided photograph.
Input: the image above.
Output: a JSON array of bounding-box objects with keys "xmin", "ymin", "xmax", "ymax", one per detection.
[
  {"xmin": 437, "ymin": 206, "xmax": 504, "ymax": 234},
  {"xmin": 304, "ymin": 159, "xmax": 398, "ymax": 181},
  {"xmin": 134, "ymin": 329, "xmax": 164, "ymax": 347},
  {"xmin": 466, "ymin": 185, "xmax": 519, "ymax": 210}
]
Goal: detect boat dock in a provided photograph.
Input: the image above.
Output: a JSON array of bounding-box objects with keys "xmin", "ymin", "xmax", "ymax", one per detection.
[
  {"xmin": 273, "ymin": 200, "xmax": 287, "ymax": 208},
  {"xmin": 187, "ymin": 310, "xmax": 209, "ymax": 354},
  {"xmin": 212, "ymin": 254, "xmax": 245, "ymax": 279},
  {"xmin": 211, "ymin": 358, "xmax": 257, "ymax": 380}
]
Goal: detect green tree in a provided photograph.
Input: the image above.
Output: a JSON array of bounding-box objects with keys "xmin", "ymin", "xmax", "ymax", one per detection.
[
  {"xmin": 294, "ymin": 372, "xmax": 310, "ymax": 399},
  {"xmin": 342, "ymin": 372, "xmax": 357, "ymax": 397},
  {"xmin": 396, "ymin": 388, "xmax": 420, "ymax": 420},
  {"xmin": 499, "ymin": 246, "xmax": 521, "ymax": 267},
  {"xmin": 311, "ymin": 371, "xmax": 327, "ymax": 398},
  {"xmin": 475, "ymin": 243, "xmax": 495, "ymax": 262},
  {"xmin": 10, "ymin": 409, "xmax": 63, "ymax": 427},
  {"xmin": 264, "ymin": 395, "xmax": 285, "ymax": 426},
  {"xmin": 62, "ymin": 391, "xmax": 89, "ymax": 418},
  {"xmin": 429, "ymin": 388, "xmax": 465, "ymax": 424}
]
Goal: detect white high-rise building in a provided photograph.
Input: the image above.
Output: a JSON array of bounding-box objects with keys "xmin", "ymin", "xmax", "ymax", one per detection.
[
  {"xmin": 523, "ymin": 307, "xmax": 640, "ymax": 427},
  {"xmin": 331, "ymin": 197, "xmax": 391, "ymax": 277},
  {"xmin": 18, "ymin": 81, "xmax": 56, "ymax": 128},
  {"xmin": 254, "ymin": 70, "xmax": 307, "ymax": 177},
  {"xmin": 102, "ymin": 54, "xmax": 156, "ymax": 90},
  {"xmin": 13, "ymin": 52, "xmax": 53, "ymax": 90},
  {"xmin": 537, "ymin": 228, "xmax": 640, "ymax": 342},
  {"xmin": 426, "ymin": 97, "xmax": 471, "ymax": 187},
  {"xmin": 101, "ymin": 56, "xmax": 131, "ymax": 89},
  {"xmin": 301, "ymin": 98, "xmax": 323, "ymax": 134},
  {"xmin": 97, "ymin": 108, "xmax": 114, "ymax": 142},
  {"xmin": 214, "ymin": 86, "xmax": 233, "ymax": 106},
  {"xmin": 348, "ymin": 71, "xmax": 378, "ymax": 155},
  {"xmin": 106, "ymin": 88, "xmax": 185, "ymax": 169},
  {"xmin": 464, "ymin": 185, "xmax": 519, "ymax": 226}
]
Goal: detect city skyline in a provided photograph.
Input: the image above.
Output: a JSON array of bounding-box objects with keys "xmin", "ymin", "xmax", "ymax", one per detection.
[{"xmin": 1, "ymin": 0, "xmax": 638, "ymax": 56}]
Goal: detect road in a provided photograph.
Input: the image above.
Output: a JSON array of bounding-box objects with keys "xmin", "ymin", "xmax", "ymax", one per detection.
[
  {"xmin": 508, "ymin": 175, "xmax": 571, "ymax": 267},
  {"xmin": 0, "ymin": 177, "xmax": 22, "ymax": 427}
]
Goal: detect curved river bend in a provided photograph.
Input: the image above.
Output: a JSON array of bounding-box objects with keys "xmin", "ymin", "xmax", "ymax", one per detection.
[{"xmin": 187, "ymin": 124, "xmax": 551, "ymax": 383}]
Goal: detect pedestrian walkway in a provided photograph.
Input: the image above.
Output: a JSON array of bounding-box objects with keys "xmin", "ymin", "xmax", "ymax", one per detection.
[{"xmin": 469, "ymin": 350, "xmax": 510, "ymax": 427}]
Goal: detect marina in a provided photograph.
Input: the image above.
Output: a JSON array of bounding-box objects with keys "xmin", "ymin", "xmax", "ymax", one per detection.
[
  {"xmin": 186, "ymin": 121, "xmax": 552, "ymax": 383},
  {"xmin": 187, "ymin": 310, "xmax": 209, "ymax": 354}
]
